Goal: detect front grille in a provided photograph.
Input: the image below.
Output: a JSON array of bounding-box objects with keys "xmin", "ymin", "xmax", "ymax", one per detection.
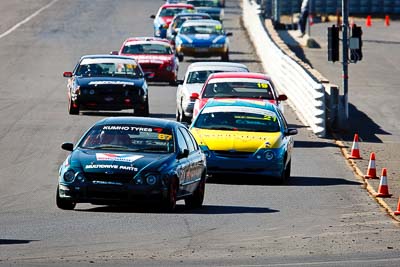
[
  {"xmin": 140, "ymin": 63, "xmax": 161, "ymax": 70},
  {"xmin": 84, "ymin": 172, "xmax": 134, "ymax": 183},
  {"xmin": 81, "ymin": 86, "xmax": 141, "ymax": 97},
  {"xmin": 87, "ymin": 189, "xmax": 129, "ymax": 200},
  {"xmin": 213, "ymin": 150, "xmax": 253, "ymax": 158}
]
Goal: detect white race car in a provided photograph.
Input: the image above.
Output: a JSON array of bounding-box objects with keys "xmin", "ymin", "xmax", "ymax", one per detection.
[{"xmin": 176, "ymin": 61, "xmax": 249, "ymax": 123}]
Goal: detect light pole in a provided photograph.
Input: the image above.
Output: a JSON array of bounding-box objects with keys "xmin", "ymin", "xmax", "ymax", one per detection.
[
  {"xmin": 307, "ymin": 0, "xmax": 312, "ymax": 36},
  {"xmin": 341, "ymin": 0, "xmax": 349, "ymax": 125},
  {"xmin": 273, "ymin": 0, "xmax": 280, "ymax": 25}
]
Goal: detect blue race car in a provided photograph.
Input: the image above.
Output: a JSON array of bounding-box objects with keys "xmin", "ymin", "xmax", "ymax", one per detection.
[
  {"xmin": 57, "ymin": 117, "xmax": 207, "ymax": 211},
  {"xmin": 166, "ymin": 12, "xmax": 212, "ymax": 45},
  {"xmin": 175, "ymin": 19, "xmax": 232, "ymax": 61}
]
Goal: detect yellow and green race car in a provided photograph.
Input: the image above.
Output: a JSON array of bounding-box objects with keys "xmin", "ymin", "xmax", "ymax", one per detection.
[{"xmin": 190, "ymin": 98, "xmax": 297, "ymax": 183}]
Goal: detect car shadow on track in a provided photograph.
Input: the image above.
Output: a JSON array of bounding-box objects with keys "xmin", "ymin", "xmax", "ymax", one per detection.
[
  {"xmin": 206, "ymin": 174, "xmax": 361, "ymax": 187},
  {"xmin": 175, "ymin": 204, "xmax": 279, "ymax": 214},
  {"xmin": 78, "ymin": 112, "xmax": 176, "ymax": 119},
  {"xmin": 184, "ymin": 58, "xmax": 261, "ymax": 64},
  {"xmin": 150, "ymin": 113, "xmax": 176, "ymax": 119},
  {"xmin": 207, "ymin": 174, "xmax": 281, "ymax": 186},
  {"xmin": 147, "ymin": 82, "xmax": 172, "ymax": 87},
  {"xmin": 0, "ymin": 239, "xmax": 37, "ymax": 245},
  {"xmin": 75, "ymin": 204, "xmax": 279, "ymax": 215},
  {"xmin": 293, "ymin": 140, "xmax": 341, "ymax": 149},
  {"xmin": 80, "ymin": 111, "xmax": 135, "ymax": 117},
  {"xmin": 287, "ymin": 176, "xmax": 362, "ymax": 186}
]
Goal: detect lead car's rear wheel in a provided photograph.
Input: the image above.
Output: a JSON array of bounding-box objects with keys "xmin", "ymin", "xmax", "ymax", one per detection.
[{"xmin": 56, "ymin": 186, "xmax": 76, "ymax": 210}]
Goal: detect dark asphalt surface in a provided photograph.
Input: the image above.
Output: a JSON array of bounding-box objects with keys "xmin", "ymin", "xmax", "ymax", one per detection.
[{"xmin": 1, "ymin": 1, "xmax": 400, "ymax": 266}]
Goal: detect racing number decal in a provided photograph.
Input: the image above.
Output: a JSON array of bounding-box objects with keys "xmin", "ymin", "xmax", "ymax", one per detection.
[
  {"xmin": 263, "ymin": 115, "xmax": 277, "ymax": 122},
  {"xmin": 158, "ymin": 134, "xmax": 172, "ymax": 140},
  {"xmin": 257, "ymin": 83, "xmax": 269, "ymax": 89}
]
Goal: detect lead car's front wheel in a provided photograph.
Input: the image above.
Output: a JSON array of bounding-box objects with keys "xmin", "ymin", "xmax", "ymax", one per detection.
[
  {"xmin": 161, "ymin": 177, "xmax": 178, "ymax": 212},
  {"xmin": 185, "ymin": 175, "xmax": 205, "ymax": 209},
  {"xmin": 275, "ymin": 159, "xmax": 291, "ymax": 185},
  {"xmin": 56, "ymin": 186, "xmax": 76, "ymax": 210}
]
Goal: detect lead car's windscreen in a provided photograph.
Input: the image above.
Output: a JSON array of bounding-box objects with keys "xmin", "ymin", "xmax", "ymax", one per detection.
[{"xmin": 79, "ymin": 125, "xmax": 175, "ymax": 153}]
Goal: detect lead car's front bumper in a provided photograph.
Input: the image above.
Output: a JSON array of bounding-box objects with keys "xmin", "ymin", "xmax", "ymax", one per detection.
[{"xmin": 58, "ymin": 182, "xmax": 168, "ymax": 204}]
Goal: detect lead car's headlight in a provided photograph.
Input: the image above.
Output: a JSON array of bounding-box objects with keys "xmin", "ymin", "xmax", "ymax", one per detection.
[
  {"xmin": 146, "ymin": 175, "xmax": 158, "ymax": 185},
  {"xmin": 264, "ymin": 150, "xmax": 275, "ymax": 160},
  {"xmin": 63, "ymin": 170, "xmax": 76, "ymax": 183},
  {"xmin": 134, "ymin": 173, "xmax": 160, "ymax": 185},
  {"xmin": 75, "ymin": 172, "xmax": 85, "ymax": 182}
]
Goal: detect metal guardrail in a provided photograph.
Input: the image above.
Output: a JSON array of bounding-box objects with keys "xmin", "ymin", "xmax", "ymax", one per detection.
[{"xmin": 243, "ymin": 0, "xmax": 326, "ymax": 137}]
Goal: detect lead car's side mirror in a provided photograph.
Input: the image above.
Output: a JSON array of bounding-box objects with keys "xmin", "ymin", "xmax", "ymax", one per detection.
[
  {"xmin": 61, "ymin": 142, "xmax": 74, "ymax": 151},
  {"xmin": 177, "ymin": 149, "xmax": 189, "ymax": 159},
  {"xmin": 284, "ymin": 128, "xmax": 298, "ymax": 136}
]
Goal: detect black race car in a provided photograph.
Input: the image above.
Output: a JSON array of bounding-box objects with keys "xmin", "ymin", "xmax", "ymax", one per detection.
[
  {"xmin": 57, "ymin": 117, "xmax": 207, "ymax": 212},
  {"xmin": 63, "ymin": 55, "xmax": 149, "ymax": 116}
]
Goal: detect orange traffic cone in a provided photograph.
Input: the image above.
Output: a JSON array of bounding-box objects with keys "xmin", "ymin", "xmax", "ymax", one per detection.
[
  {"xmin": 366, "ymin": 15, "xmax": 372, "ymax": 27},
  {"xmin": 385, "ymin": 15, "xmax": 390, "ymax": 26},
  {"xmin": 348, "ymin": 134, "xmax": 362, "ymax": 159},
  {"xmin": 394, "ymin": 197, "xmax": 400, "ymax": 215},
  {"xmin": 375, "ymin": 168, "xmax": 392, "ymax": 198},
  {"xmin": 364, "ymin": 152, "xmax": 378, "ymax": 179}
]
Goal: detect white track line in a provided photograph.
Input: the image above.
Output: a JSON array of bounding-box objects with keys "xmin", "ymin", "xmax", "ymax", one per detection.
[{"xmin": 0, "ymin": 0, "xmax": 58, "ymax": 40}]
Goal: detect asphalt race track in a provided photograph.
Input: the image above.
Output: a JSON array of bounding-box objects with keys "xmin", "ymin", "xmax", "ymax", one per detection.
[{"xmin": 1, "ymin": 0, "xmax": 400, "ymax": 266}]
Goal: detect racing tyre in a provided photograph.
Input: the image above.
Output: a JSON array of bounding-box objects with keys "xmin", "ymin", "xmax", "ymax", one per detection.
[
  {"xmin": 180, "ymin": 112, "xmax": 191, "ymax": 124},
  {"xmin": 169, "ymin": 72, "xmax": 178, "ymax": 86},
  {"xmin": 161, "ymin": 177, "xmax": 178, "ymax": 212},
  {"xmin": 284, "ymin": 159, "xmax": 292, "ymax": 181},
  {"xmin": 56, "ymin": 186, "xmax": 76, "ymax": 210},
  {"xmin": 134, "ymin": 101, "xmax": 150, "ymax": 117},
  {"xmin": 185, "ymin": 175, "xmax": 205, "ymax": 209},
  {"xmin": 176, "ymin": 106, "xmax": 181, "ymax": 121},
  {"xmin": 275, "ymin": 159, "xmax": 291, "ymax": 185},
  {"xmin": 68, "ymin": 98, "xmax": 79, "ymax": 115},
  {"xmin": 178, "ymin": 100, "xmax": 191, "ymax": 123},
  {"xmin": 221, "ymin": 51, "xmax": 229, "ymax": 62}
]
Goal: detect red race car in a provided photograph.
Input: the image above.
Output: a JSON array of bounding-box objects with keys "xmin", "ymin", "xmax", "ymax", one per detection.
[
  {"xmin": 192, "ymin": 72, "xmax": 288, "ymax": 119},
  {"xmin": 116, "ymin": 37, "xmax": 180, "ymax": 85},
  {"xmin": 150, "ymin": 3, "xmax": 195, "ymax": 38}
]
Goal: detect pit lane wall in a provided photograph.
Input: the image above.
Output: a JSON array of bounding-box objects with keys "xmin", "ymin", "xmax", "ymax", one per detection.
[{"xmin": 242, "ymin": 0, "xmax": 326, "ymax": 137}]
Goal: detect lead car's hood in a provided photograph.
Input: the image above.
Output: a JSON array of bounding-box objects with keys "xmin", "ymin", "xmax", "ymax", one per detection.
[{"xmin": 70, "ymin": 149, "xmax": 173, "ymax": 174}]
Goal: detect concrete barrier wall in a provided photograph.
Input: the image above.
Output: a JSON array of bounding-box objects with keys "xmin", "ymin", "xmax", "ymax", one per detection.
[{"xmin": 242, "ymin": 0, "xmax": 326, "ymax": 137}]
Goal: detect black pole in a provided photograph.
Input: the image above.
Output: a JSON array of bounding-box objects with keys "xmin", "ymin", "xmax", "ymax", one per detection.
[{"xmin": 342, "ymin": 0, "xmax": 349, "ymax": 122}]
